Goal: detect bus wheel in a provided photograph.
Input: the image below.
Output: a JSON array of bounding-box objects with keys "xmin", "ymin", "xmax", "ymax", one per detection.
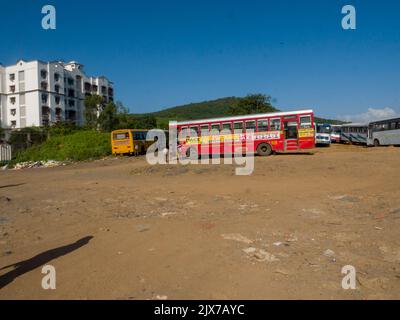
[
  {"xmin": 374, "ymin": 139, "xmax": 380, "ymax": 147},
  {"xmin": 186, "ymin": 147, "xmax": 198, "ymax": 160},
  {"xmin": 256, "ymin": 143, "xmax": 272, "ymax": 156}
]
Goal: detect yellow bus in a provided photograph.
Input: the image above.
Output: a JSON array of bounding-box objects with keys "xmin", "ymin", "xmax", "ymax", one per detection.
[{"xmin": 111, "ymin": 129, "xmax": 151, "ymax": 155}]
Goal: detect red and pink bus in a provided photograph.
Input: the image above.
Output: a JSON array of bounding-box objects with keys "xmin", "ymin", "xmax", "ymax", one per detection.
[{"xmin": 171, "ymin": 109, "xmax": 315, "ymax": 157}]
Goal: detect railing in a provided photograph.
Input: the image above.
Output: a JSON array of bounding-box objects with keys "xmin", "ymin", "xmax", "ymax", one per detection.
[{"xmin": 0, "ymin": 144, "xmax": 12, "ymax": 162}]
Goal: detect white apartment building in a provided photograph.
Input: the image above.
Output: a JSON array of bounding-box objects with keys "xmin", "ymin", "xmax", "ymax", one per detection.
[{"xmin": 0, "ymin": 60, "xmax": 114, "ymax": 129}]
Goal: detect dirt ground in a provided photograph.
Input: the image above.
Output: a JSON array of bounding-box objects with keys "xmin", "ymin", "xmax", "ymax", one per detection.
[{"xmin": 0, "ymin": 144, "xmax": 399, "ymax": 300}]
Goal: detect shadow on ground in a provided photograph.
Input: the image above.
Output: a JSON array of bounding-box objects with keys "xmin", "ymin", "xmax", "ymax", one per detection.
[{"xmin": 0, "ymin": 236, "xmax": 93, "ymax": 289}]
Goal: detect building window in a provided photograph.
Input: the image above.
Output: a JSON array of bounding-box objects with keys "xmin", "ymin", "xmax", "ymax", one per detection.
[
  {"xmin": 92, "ymin": 85, "xmax": 98, "ymax": 92},
  {"xmin": 68, "ymin": 100, "xmax": 75, "ymax": 107},
  {"xmin": 9, "ymin": 73, "xmax": 15, "ymax": 81},
  {"xmin": 10, "ymin": 97, "xmax": 16, "ymax": 104},
  {"xmin": 67, "ymin": 78, "xmax": 74, "ymax": 86},
  {"xmin": 55, "ymin": 96, "xmax": 61, "ymax": 105},
  {"xmin": 55, "ymin": 84, "xmax": 60, "ymax": 93},
  {"xmin": 11, "ymin": 120, "xmax": 17, "ymax": 128},
  {"xmin": 108, "ymin": 87, "xmax": 114, "ymax": 96},
  {"xmin": 68, "ymin": 89, "xmax": 75, "ymax": 97},
  {"xmin": 9, "ymin": 85, "xmax": 16, "ymax": 93},
  {"xmin": 10, "ymin": 109, "xmax": 17, "ymax": 116},
  {"xmin": 54, "ymin": 73, "xmax": 60, "ymax": 82},
  {"xmin": 19, "ymin": 82, "xmax": 25, "ymax": 91},
  {"xmin": 41, "ymin": 82, "xmax": 48, "ymax": 90},
  {"xmin": 101, "ymin": 86, "xmax": 107, "ymax": 94},
  {"xmin": 41, "ymin": 93, "xmax": 48, "ymax": 104},
  {"xmin": 84, "ymin": 82, "xmax": 91, "ymax": 91},
  {"xmin": 41, "ymin": 70, "xmax": 48, "ymax": 79}
]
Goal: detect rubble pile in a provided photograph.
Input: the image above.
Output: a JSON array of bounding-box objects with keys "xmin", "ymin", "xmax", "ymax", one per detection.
[{"xmin": 12, "ymin": 160, "xmax": 67, "ymax": 170}]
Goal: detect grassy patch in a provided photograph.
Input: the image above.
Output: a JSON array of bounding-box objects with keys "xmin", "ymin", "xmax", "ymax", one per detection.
[{"xmin": 11, "ymin": 130, "xmax": 111, "ymax": 164}]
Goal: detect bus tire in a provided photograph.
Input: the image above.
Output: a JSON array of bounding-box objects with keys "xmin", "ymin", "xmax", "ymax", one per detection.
[
  {"xmin": 374, "ymin": 139, "xmax": 380, "ymax": 147},
  {"xmin": 256, "ymin": 143, "xmax": 272, "ymax": 156},
  {"xmin": 186, "ymin": 147, "xmax": 198, "ymax": 160}
]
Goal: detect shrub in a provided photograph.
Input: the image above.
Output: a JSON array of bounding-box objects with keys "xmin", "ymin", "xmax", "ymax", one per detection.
[{"xmin": 11, "ymin": 130, "xmax": 111, "ymax": 164}]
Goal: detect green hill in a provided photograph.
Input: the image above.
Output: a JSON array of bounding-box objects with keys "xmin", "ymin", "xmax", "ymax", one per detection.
[{"xmin": 132, "ymin": 96, "xmax": 344, "ymax": 128}]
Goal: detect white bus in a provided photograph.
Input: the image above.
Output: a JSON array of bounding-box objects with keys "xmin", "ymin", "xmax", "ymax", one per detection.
[
  {"xmin": 330, "ymin": 125, "xmax": 342, "ymax": 143},
  {"xmin": 340, "ymin": 123, "xmax": 368, "ymax": 145},
  {"xmin": 315, "ymin": 123, "xmax": 332, "ymax": 146},
  {"xmin": 367, "ymin": 117, "xmax": 400, "ymax": 147}
]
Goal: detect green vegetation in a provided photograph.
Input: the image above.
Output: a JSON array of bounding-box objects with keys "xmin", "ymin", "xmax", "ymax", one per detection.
[
  {"xmin": 228, "ymin": 94, "xmax": 277, "ymax": 115},
  {"xmin": 10, "ymin": 130, "xmax": 110, "ymax": 165},
  {"xmin": 131, "ymin": 95, "xmax": 343, "ymax": 127},
  {"xmin": 132, "ymin": 97, "xmax": 242, "ymax": 128}
]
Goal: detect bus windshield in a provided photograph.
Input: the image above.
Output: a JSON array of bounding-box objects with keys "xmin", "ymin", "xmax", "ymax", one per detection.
[{"xmin": 317, "ymin": 124, "xmax": 332, "ymax": 134}]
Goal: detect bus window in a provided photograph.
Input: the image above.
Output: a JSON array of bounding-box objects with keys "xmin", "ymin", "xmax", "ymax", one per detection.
[
  {"xmin": 246, "ymin": 121, "xmax": 256, "ymax": 131},
  {"xmin": 257, "ymin": 119, "xmax": 268, "ymax": 132},
  {"xmin": 180, "ymin": 127, "xmax": 188, "ymax": 138},
  {"xmin": 113, "ymin": 132, "xmax": 129, "ymax": 140},
  {"xmin": 133, "ymin": 131, "xmax": 147, "ymax": 140},
  {"xmin": 190, "ymin": 126, "xmax": 199, "ymax": 136},
  {"xmin": 234, "ymin": 121, "xmax": 243, "ymax": 131},
  {"xmin": 211, "ymin": 124, "xmax": 220, "ymax": 132},
  {"xmin": 270, "ymin": 118, "xmax": 281, "ymax": 131},
  {"xmin": 299, "ymin": 116, "xmax": 312, "ymax": 129},
  {"xmin": 222, "ymin": 123, "xmax": 232, "ymax": 132},
  {"xmin": 201, "ymin": 125, "xmax": 210, "ymax": 135}
]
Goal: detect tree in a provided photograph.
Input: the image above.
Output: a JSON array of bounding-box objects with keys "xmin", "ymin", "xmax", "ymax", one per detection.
[
  {"xmin": 98, "ymin": 102, "xmax": 119, "ymax": 132},
  {"xmin": 228, "ymin": 94, "xmax": 277, "ymax": 115},
  {"xmin": 84, "ymin": 95, "xmax": 104, "ymax": 129}
]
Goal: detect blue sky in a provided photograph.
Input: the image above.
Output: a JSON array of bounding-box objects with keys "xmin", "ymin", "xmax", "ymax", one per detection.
[{"xmin": 1, "ymin": 0, "xmax": 400, "ymax": 120}]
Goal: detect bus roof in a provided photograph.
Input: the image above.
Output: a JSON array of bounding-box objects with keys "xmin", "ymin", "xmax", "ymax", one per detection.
[
  {"xmin": 341, "ymin": 123, "xmax": 368, "ymax": 127},
  {"xmin": 369, "ymin": 117, "xmax": 400, "ymax": 125},
  {"xmin": 172, "ymin": 109, "xmax": 313, "ymax": 126}
]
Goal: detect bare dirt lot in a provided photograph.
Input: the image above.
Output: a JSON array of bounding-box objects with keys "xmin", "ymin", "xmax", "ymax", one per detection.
[{"xmin": 1, "ymin": 144, "xmax": 400, "ymax": 299}]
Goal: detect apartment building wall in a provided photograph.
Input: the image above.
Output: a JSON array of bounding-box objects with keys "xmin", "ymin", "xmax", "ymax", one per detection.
[{"xmin": 0, "ymin": 60, "xmax": 114, "ymax": 129}]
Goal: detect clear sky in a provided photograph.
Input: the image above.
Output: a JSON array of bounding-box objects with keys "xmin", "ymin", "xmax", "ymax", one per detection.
[{"xmin": 1, "ymin": 0, "xmax": 399, "ymax": 120}]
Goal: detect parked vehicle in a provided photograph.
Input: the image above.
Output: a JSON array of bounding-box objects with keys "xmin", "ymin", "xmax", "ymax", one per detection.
[
  {"xmin": 315, "ymin": 123, "xmax": 332, "ymax": 147},
  {"xmin": 330, "ymin": 125, "xmax": 342, "ymax": 143},
  {"xmin": 367, "ymin": 117, "xmax": 400, "ymax": 147},
  {"xmin": 111, "ymin": 129, "xmax": 151, "ymax": 155},
  {"xmin": 171, "ymin": 109, "xmax": 315, "ymax": 157},
  {"xmin": 340, "ymin": 123, "xmax": 368, "ymax": 145}
]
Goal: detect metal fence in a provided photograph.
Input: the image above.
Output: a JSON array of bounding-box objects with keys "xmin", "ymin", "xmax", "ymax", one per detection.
[{"xmin": 0, "ymin": 144, "xmax": 12, "ymax": 162}]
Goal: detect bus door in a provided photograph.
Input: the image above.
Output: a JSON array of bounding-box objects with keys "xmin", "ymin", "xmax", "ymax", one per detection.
[{"xmin": 283, "ymin": 116, "xmax": 299, "ymax": 151}]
